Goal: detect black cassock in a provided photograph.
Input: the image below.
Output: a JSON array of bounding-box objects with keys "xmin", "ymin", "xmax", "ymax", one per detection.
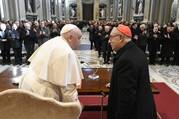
[{"xmin": 108, "ymin": 41, "xmax": 157, "ymax": 119}]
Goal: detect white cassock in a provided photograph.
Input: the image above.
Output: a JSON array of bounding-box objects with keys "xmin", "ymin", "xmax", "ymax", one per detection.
[{"xmin": 19, "ymin": 36, "xmax": 84, "ymax": 102}]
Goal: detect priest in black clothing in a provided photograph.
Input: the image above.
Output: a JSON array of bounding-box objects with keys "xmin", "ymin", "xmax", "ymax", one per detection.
[{"xmin": 107, "ymin": 24, "xmax": 157, "ymax": 119}]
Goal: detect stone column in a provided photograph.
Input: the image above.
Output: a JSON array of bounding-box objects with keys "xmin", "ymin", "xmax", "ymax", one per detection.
[
  {"xmin": 131, "ymin": 0, "xmax": 136, "ymax": 22},
  {"xmin": 158, "ymin": 0, "xmax": 173, "ymax": 25},
  {"xmin": 113, "ymin": 0, "xmax": 119, "ymax": 20},
  {"xmin": 108, "ymin": 1, "xmax": 113, "ymax": 20},
  {"xmin": 166, "ymin": 0, "xmax": 174, "ymax": 23},
  {"xmin": 42, "ymin": 0, "xmax": 51, "ymax": 20},
  {"xmin": 56, "ymin": 0, "xmax": 62, "ymax": 20},
  {"xmin": 36, "ymin": 0, "xmax": 43, "ymax": 20},
  {"xmin": 7, "ymin": 0, "xmax": 19, "ymax": 20},
  {"xmin": 93, "ymin": 0, "xmax": 99, "ymax": 20},
  {"xmin": 143, "ymin": 0, "xmax": 151, "ymax": 22},
  {"xmin": 0, "ymin": 0, "xmax": 2, "ymax": 20},
  {"xmin": 149, "ymin": 0, "xmax": 160, "ymax": 22},
  {"xmin": 176, "ymin": 0, "xmax": 179, "ymax": 22},
  {"xmin": 106, "ymin": 0, "xmax": 110, "ymax": 20},
  {"xmin": 129, "ymin": 0, "xmax": 134, "ymax": 21},
  {"xmin": 65, "ymin": 0, "xmax": 70, "ymax": 20},
  {"xmin": 47, "ymin": 0, "xmax": 51, "ymax": 20},
  {"xmin": 77, "ymin": 0, "xmax": 82, "ymax": 20},
  {"xmin": 158, "ymin": 0, "xmax": 167, "ymax": 24},
  {"xmin": 1, "ymin": 0, "xmax": 9, "ymax": 20},
  {"xmin": 17, "ymin": 0, "xmax": 26, "ymax": 20},
  {"xmin": 123, "ymin": 0, "xmax": 132, "ymax": 22},
  {"xmin": 122, "ymin": 0, "xmax": 127, "ymax": 21}
]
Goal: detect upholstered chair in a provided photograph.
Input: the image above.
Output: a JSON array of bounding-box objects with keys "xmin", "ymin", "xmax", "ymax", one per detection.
[{"xmin": 0, "ymin": 89, "xmax": 82, "ymax": 119}]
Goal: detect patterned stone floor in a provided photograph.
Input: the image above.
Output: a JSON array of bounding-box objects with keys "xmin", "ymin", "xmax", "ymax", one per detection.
[
  {"xmin": 149, "ymin": 65, "xmax": 179, "ymax": 94},
  {"xmin": 75, "ymin": 50, "xmax": 113, "ymax": 68}
]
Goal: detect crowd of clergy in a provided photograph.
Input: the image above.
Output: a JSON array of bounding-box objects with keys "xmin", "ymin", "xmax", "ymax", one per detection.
[{"xmin": 0, "ymin": 20, "xmax": 179, "ymax": 66}]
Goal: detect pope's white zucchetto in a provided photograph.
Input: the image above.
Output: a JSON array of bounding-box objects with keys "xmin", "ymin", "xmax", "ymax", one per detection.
[{"xmin": 60, "ymin": 24, "xmax": 79, "ymax": 35}]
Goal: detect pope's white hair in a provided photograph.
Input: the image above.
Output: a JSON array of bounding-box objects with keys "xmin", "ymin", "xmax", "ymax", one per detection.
[{"xmin": 60, "ymin": 24, "xmax": 79, "ymax": 36}]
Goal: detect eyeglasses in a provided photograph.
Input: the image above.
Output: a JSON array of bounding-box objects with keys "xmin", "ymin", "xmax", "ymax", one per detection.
[{"xmin": 109, "ymin": 34, "xmax": 122, "ymax": 40}]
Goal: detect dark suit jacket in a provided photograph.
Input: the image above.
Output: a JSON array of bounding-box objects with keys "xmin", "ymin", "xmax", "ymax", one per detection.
[{"xmin": 108, "ymin": 41, "xmax": 157, "ymax": 119}]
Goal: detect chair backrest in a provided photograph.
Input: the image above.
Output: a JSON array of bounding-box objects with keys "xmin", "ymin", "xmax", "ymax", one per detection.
[{"xmin": 0, "ymin": 89, "xmax": 82, "ymax": 119}]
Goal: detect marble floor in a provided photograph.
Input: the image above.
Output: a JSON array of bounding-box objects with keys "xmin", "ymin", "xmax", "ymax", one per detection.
[
  {"xmin": 0, "ymin": 31, "xmax": 178, "ymax": 94},
  {"xmin": 149, "ymin": 65, "xmax": 179, "ymax": 94}
]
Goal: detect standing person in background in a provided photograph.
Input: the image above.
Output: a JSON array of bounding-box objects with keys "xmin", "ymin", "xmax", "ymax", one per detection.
[
  {"xmin": 102, "ymin": 25, "xmax": 112, "ymax": 64},
  {"xmin": 138, "ymin": 24, "xmax": 148, "ymax": 53},
  {"xmin": 15, "ymin": 21, "xmax": 26, "ymax": 65},
  {"xmin": 160, "ymin": 25, "xmax": 174, "ymax": 65},
  {"xmin": 93, "ymin": 23, "xmax": 99, "ymax": 50},
  {"xmin": 172, "ymin": 23, "xmax": 179, "ymax": 65},
  {"xmin": 87, "ymin": 24, "xmax": 94, "ymax": 50},
  {"xmin": 107, "ymin": 24, "xmax": 157, "ymax": 119},
  {"xmin": 0, "ymin": 23, "xmax": 11, "ymax": 64},
  {"xmin": 37, "ymin": 21, "xmax": 50, "ymax": 46},
  {"xmin": 19, "ymin": 24, "xmax": 84, "ymax": 103},
  {"xmin": 148, "ymin": 26, "xmax": 160, "ymax": 65},
  {"xmin": 24, "ymin": 22, "xmax": 36, "ymax": 63},
  {"xmin": 10, "ymin": 23, "xmax": 22, "ymax": 65},
  {"xmin": 96, "ymin": 25, "xmax": 103, "ymax": 57},
  {"xmin": 131, "ymin": 22, "xmax": 140, "ymax": 44},
  {"xmin": 50, "ymin": 22, "xmax": 60, "ymax": 38}
]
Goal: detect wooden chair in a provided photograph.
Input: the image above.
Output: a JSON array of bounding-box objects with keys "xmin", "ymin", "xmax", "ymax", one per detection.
[{"xmin": 0, "ymin": 89, "xmax": 82, "ymax": 119}]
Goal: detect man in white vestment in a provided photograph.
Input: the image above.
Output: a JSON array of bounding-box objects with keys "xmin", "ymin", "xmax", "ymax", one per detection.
[{"xmin": 19, "ymin": 24, "xmax": 84, "ymax": 102}]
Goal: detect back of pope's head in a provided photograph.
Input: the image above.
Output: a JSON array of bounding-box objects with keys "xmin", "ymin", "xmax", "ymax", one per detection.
[
  {"xmin": 60, "ymin": 24, "xmax": 81, "ymax": 36},
  {"xmin": 60, "ymin": 24, "xmax": 82, "ymax": 50}
]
